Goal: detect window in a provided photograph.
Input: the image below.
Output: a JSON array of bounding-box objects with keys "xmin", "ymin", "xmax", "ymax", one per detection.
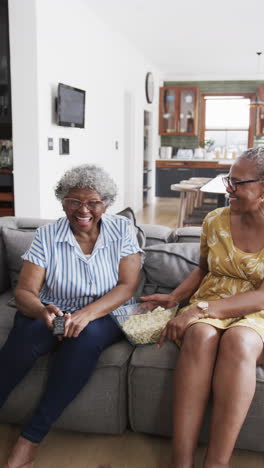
[{"xmin": 201, "ymin": 94, "xmax": 256, "ymax": 156}]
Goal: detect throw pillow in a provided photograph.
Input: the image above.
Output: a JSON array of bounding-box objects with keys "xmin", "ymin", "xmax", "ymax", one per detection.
[
  {"xmin": 143, "ymin": 242, "xmax": 199, "ymax": 292},
  {"xmin": 2, "ymin": 227, "xmax": 36, "ymax": 289},
  {"xmin": 117, "ymin": 207, "xmax": 146, "ymax": 249}
]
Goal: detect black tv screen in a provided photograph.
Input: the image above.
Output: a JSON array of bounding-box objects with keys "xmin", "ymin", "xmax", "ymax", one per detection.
[{"xmin": 57, "ymin": 83, "xmax": 85, "ymax": 128}]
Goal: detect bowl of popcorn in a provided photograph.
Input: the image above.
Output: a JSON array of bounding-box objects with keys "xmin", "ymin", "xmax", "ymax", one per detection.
[{"xmin": 111, "ymin": 302, "xmax": 179, "ymax": 345}]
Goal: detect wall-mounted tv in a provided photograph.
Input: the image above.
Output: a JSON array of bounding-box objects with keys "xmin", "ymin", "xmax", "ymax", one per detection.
[{"xmin": 56, "ymin": 83, "xmax": 85, "ymax": 128}]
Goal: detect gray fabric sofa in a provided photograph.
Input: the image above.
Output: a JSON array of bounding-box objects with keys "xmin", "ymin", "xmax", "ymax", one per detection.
[{"xmin": 0, "ymin": 214, "xmax": 263, "ymax": 453}]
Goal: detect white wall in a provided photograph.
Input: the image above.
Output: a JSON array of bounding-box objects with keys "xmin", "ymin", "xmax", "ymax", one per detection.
[
  {"xmin": 8, "ymin": 0, "xmax": 41, "ymax": 216},
  {"xmin": 8, "ymin": 0, "xmax": 161, "ymax": 219}
]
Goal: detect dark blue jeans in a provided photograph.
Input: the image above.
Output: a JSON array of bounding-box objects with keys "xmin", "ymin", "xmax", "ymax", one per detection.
[{"xmin": 0, "ymin": 311, "xmax": 122, "ymax": 443}]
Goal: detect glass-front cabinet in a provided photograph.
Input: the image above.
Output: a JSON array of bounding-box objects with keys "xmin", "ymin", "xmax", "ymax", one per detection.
[{"xmin": 159, "ymin": 86, "xmax": 199, "ymax": 135}]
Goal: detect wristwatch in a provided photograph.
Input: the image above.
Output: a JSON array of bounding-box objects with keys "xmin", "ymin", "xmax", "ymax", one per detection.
[{"xmin": 197, "ymin": 301, "xmax": 209, "ymax": 319}]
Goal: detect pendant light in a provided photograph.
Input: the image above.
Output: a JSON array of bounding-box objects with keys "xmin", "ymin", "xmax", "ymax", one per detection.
[{"xmin": 249, "ymin": 52, "xmax": 264, "ymax": 108}]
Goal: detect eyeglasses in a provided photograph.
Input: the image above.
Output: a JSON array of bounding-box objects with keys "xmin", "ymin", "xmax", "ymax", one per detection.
[
  {"xmin": 222, "ymin": 176, "xmax": 263, "ymax": 192},
  {"xmin": 63, "ymin": 198, "xmax": 105, "ymax": 210}
]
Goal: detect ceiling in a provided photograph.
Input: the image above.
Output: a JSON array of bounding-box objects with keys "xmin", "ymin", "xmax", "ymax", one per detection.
[{"xmin": 86, "ymin": 0, "xmax": 264, "ymax": 81}]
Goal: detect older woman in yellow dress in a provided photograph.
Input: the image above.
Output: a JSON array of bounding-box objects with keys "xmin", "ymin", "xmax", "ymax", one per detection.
[{"xmin": 142, "ymin": 147, "xmax": 264, "ymax": 468}]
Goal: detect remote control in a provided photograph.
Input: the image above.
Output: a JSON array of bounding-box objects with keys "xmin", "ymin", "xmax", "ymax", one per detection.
[{"xmin": 53, "ymin": 316, "xmax": 65, "ymax": 336}]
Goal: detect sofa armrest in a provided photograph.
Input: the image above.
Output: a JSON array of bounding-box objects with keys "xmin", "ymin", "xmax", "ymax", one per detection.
[
  {"xmin": 0, "ymin": 216, "xmax": 54, "ymax": 294},
  {"xmin": 0, "ymin": 217, "xmax": 17, "ymax": 293}
]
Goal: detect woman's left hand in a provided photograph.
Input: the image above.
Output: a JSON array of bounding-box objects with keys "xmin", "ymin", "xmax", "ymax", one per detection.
[
  {"xmin": 159, "ymin": 306, "xmax": 200, "ymax": 348},
  {"xmin": 63, "ymin": 310, "xmax": 92, "ymax": 338}
]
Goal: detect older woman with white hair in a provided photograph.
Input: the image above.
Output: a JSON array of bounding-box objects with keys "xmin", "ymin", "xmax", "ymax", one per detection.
[
  {"xmin": 1, "ymin": 164, "xmax": 142, "ymax": 468},
  {"xmin": 142, "ymin": 147, "xmax": 264, "ymax": 468}
]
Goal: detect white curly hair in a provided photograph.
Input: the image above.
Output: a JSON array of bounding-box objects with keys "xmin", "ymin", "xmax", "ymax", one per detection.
[{"xmin": 54, "ymin": 164, "xmax": 118, "ymax": 207}]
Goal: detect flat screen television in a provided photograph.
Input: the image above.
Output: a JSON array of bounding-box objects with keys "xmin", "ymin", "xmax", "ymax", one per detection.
[{"xmin": 56, "ymin": 83, "xmax": 86, "ymax": 128}]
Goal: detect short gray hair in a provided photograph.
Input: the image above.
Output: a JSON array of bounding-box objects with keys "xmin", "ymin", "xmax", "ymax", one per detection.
[
  {"xmin": 237, "ymin": 147, "xmax": 264, "ymax": 178},
  {"xmin": 54, "ymin": 164, "xmax": 118, "ymax": 206}
]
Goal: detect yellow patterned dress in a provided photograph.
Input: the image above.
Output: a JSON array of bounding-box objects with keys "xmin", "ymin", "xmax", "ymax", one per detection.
[{"xmin": 179, "ymin": 206, "xmax": 264, "ymax": 341}]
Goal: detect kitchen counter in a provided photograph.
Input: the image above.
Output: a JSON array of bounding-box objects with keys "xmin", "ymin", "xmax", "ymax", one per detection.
[
  {"xmin": 156, "ymin": 159, "xmax": 232, "ymax": 169},
  {"xmin": 155, "ymin": 159, "xmax": 232, "ymax": 197}
]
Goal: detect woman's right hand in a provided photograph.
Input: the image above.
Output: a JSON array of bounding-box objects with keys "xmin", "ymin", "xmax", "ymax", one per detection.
[
  {"xmin": 140, "ymin": 293, "xmax": 178, "ymax": 310},
  {"xmin": 41, "ymin": 304, "xmax": 64, "ymax": 330}
]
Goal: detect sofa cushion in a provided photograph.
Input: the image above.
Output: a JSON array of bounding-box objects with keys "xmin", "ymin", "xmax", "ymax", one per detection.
[
  {"xmin": 117, "ymin": 207, "xmax": 146, "ymax": 249},
  {"xmin": 128, "ymin": 340, "xmax": 264, "ymax": 450},
  {"xmin": 128, "ymin": 341, "xmax": 179, "ymax": 436},
  {"xmin": 139, "ymin": 224, "xmax": 174, "ymax": 247},
  {"xmin": 2, "ymin": 227, "xmax": 36, "ymax": 289},
  {"xmin": 0, "ymin": 330, "xmax": 133, "ymax": 434},
  {"xmin": 172, "ymin": 226, "xmax": 202, "ymax": 243},
  {"xmin": 52, "ymin": 339, "xmax": 133, "ymax": 434},
  {"xmin": 142, "ymin": 243, "xmax": 199, "ymax": 292}
]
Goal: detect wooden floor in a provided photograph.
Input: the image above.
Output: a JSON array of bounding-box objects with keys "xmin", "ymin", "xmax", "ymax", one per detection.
[
  {"xmin": 136, "ymin": 196, "xmax": 217, "ymax": 228},
  {"xmin": 0, "ymin": 423, "xmax": 264, "ymax": 468},
  {"xmin": 1, "ymin": 198, "xmax": 264, "ymax": 467},
  {"xmin": 136, "ymin": 197, "xmax": 180, "ymax": 228}
]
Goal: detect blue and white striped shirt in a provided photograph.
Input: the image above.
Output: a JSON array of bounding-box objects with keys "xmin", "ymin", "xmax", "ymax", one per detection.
[{"xmin": 22, "ymin": 214, "xmax": 143, "ymax": 312}]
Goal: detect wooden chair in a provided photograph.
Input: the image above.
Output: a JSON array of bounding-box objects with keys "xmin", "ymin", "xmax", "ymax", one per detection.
[
  {"xmin": 187, "ymin": 177, "xmax": 212, "ymax": 208},
  {"xmin": 179, "ymin": 179, "xmax": 205, "ymax": 211},
  {"xmin": 171, "ymin": 177, "xmax": 216, "ymax": 228},
  {"xmin": 170, "ymin": 183, "xmax": 200, "ymax": 228}
]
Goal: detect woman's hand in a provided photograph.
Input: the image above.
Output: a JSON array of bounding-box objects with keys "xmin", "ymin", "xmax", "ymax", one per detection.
[
  {"xmin": 159, "ymin": 306, "xmax": 200, "ymax": 348},
  {"xmin": 140, "ymin": 293, "xmax": 178, "ymax": 311},
  {"xmin": 63, "ymin": 309, "xmax": 92, "ymax": 338},
  {"xmin": 41, "ymin": 304, "xmax": 64, "ymax": 330}
]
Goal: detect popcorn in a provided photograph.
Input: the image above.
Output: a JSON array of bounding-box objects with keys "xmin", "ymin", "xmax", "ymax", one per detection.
[{"xmin": 120, "ymin": 306, "xmax": 176, "ymax": 345}]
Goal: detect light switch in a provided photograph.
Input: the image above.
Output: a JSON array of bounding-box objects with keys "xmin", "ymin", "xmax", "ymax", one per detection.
[{"xmin": 48, "ymin": 137, "xmax": 54, "ymax": 150}]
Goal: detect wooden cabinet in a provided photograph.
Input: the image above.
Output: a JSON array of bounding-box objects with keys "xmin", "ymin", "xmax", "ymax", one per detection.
[
  {"xmin": 159, "ymin": 86, "xmax": 199, "ymax": 136},
  {"xmin": 156, "ymin": 167, "xmax": 193, "ymax": 197},
  {"xmin": 0, "ymin": 170, "xmax": 14, "ymax": 216},
  {"xmin": 256, "ymin": 85, "xmax": 264, "ymax": 136}
]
